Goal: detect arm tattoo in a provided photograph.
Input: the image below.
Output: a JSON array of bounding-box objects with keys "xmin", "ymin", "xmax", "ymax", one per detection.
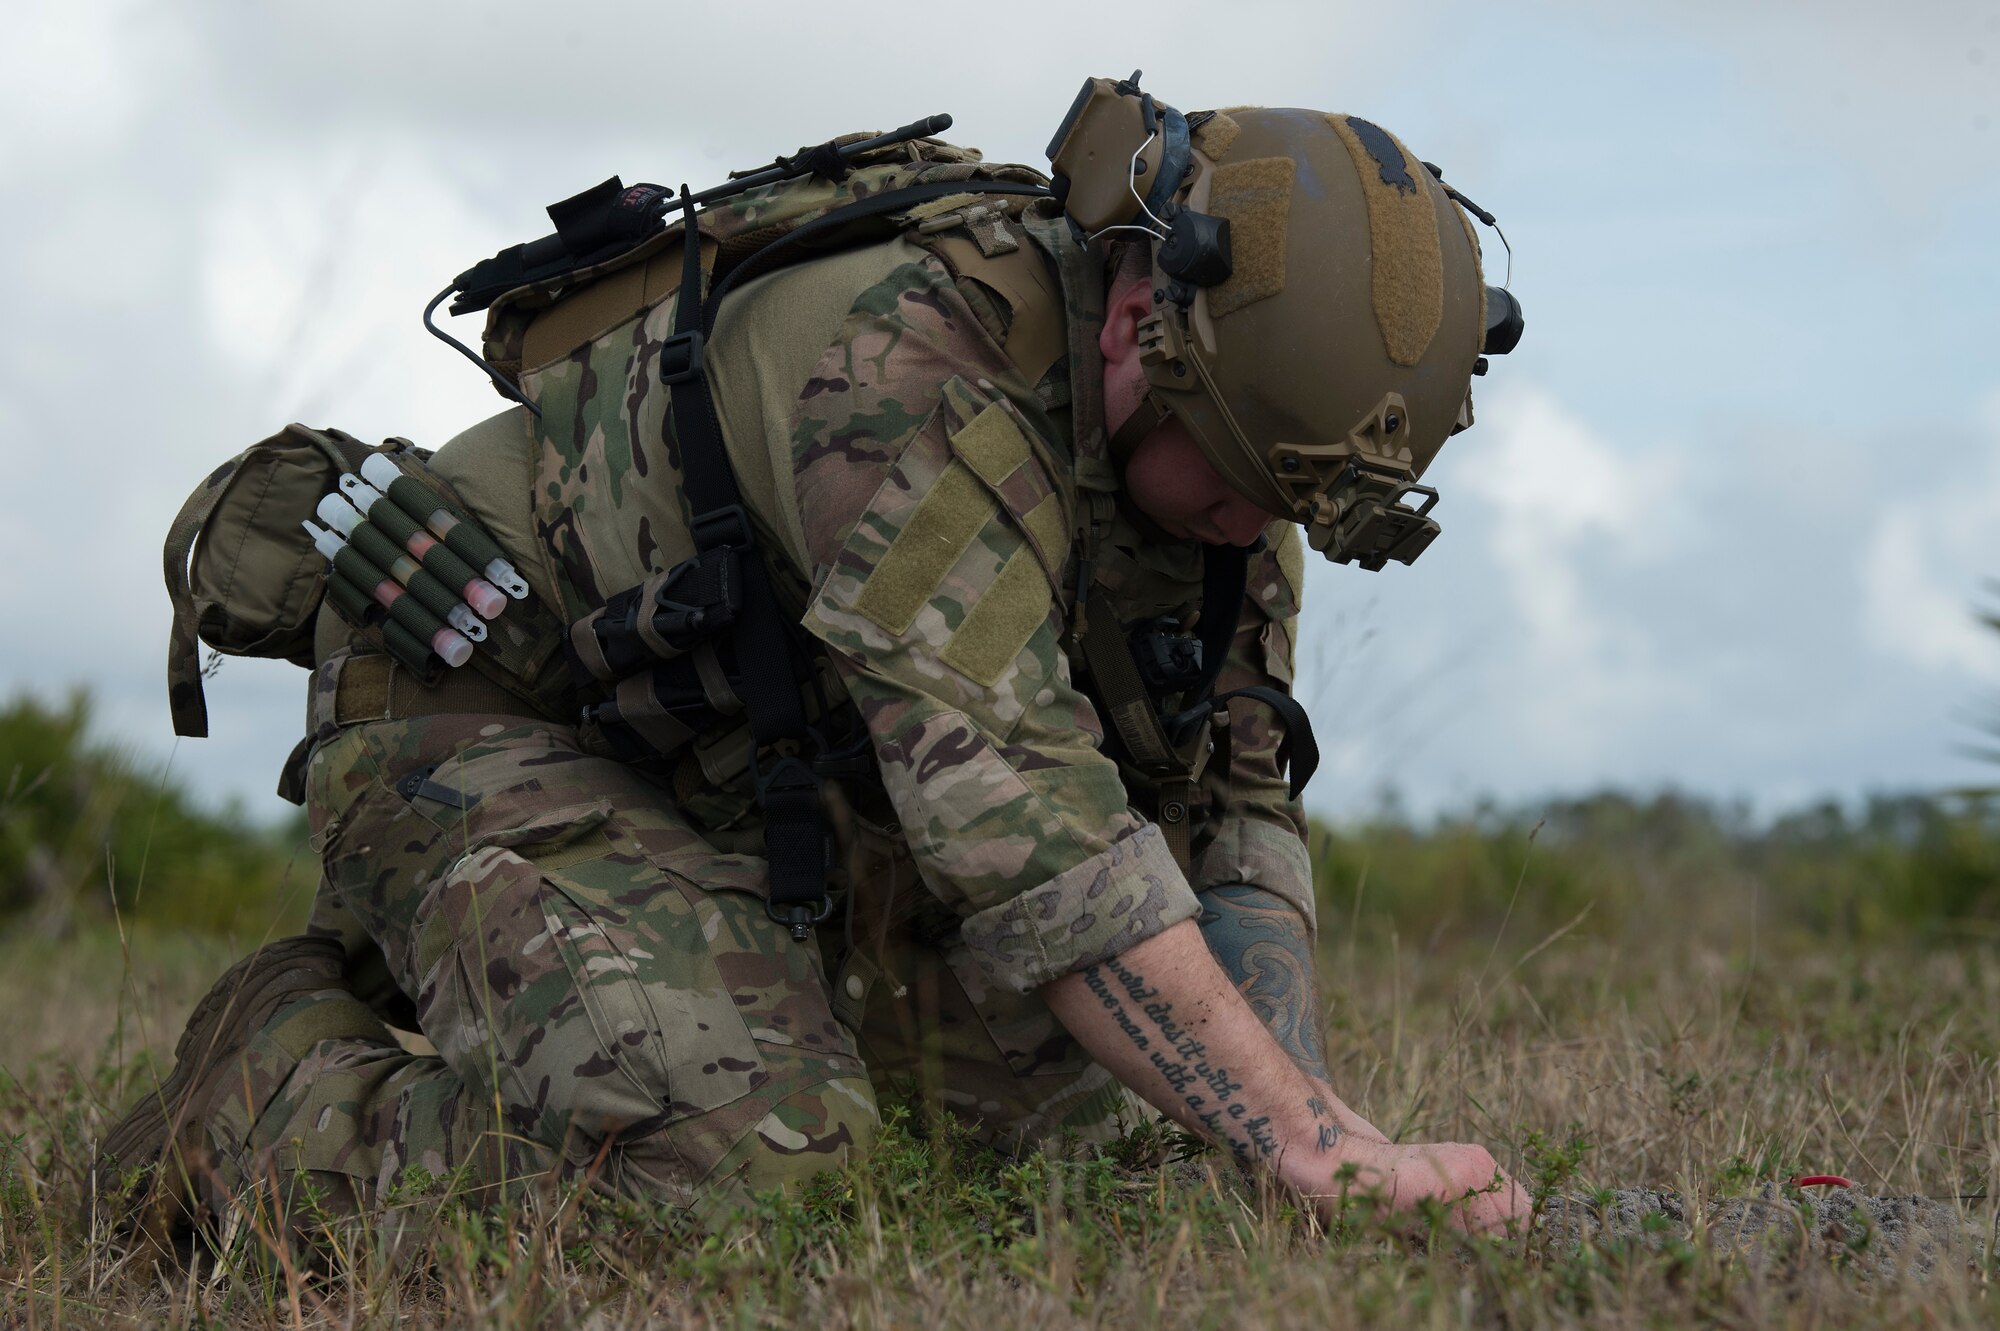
[
  {"xmin": 1079, "ymin": 958, "xmax": 1281, "ymax": 1166},
  {"xmin": 1196, "ymin": 884, "xmax": 1330, "ymax": 1083}
]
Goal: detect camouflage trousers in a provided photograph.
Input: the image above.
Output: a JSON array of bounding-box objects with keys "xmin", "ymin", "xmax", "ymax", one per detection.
[{"xmin": 211, "ymin": 707, "xmax": 1139, "ymax": 1226}]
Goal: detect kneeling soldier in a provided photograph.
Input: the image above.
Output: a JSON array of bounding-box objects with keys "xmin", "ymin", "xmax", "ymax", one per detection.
[{"xmin": 105, "ymin": 77, "xmax": 1530, "ymax": 1244}]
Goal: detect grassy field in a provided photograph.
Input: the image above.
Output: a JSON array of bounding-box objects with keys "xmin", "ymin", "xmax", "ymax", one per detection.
[
  {"xmin": 6, "ymin": 697, "xmax": 1999, "ymax": 1326},
  {"xmin": 3, "ymin": 900, "xmax": 1996, "ymax": 1328}
]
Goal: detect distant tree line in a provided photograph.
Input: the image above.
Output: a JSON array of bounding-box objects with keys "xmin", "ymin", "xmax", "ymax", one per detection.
[
  {"xmin": 2, "ymin": 690, "xmax": 1995, "ymax": 944},
  {"xmin": 0, "ymin": 692, "xmax": 311, "ymax": 937}
]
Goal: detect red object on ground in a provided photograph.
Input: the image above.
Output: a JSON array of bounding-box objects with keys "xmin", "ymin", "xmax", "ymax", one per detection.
[{"xmin": 1790, "ymin": 1174, "xmax": 1856, "ymax": 1188}]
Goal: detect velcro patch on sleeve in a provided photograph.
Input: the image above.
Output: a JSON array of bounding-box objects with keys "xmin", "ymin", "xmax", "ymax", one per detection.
[
  {"xmin": 1206, "ymin": 157, "xmax": 1295, "ymax": 319},
  {"xmin": 943, "ymin": 395, "xmax": 1071, "ymax": 595},
  {"xmin": 937, "ymin": 546, "xmax": 1050, "ymax": 687},
  {"xmin": 1328, "ymin": 114, "xmax": 1444, "ymax": 367},
  {"xmin": 852, "ymin": 461, "xmax": 995, "ymax": 635},
  {"xmin": 950, "ymin": 400, "xmax": 1031, "ymax": 486}
]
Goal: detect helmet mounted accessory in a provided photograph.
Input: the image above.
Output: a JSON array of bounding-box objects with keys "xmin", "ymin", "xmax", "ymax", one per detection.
[{"xmin": 1048, "ymin": 76, "xmax": 1526, "ymax": 570}]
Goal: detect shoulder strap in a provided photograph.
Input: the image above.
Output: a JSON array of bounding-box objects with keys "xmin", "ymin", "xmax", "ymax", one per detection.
[{"xmin": 662, "ymin": 179, "xmax": 1049, "ymax": 939}]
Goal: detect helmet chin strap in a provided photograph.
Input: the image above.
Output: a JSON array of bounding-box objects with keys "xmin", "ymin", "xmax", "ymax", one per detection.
[{"xmin": 1108, "ymin": 388, "xmax": 1173, "ymax": 463}]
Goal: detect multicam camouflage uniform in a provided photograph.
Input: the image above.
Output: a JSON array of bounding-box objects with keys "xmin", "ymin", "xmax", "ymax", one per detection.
[{"xmin": 206, "ymin": 205, "xmax": 1313, "ymax": 1223}]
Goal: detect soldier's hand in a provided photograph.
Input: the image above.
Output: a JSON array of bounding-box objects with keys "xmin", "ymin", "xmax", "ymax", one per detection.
[{"xmin": 1305, "ymin": 1138, "xmax": 1530, "ymax": 1237}]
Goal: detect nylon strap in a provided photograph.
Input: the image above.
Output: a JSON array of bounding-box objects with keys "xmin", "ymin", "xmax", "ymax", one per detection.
[
  {"xmin": 663, "ymin": 180, "xmax": 1049, "ymax": 935},
  {"xmin": 1078, "ymin": 587, "xmax": 1203, "ymax": 871},
  {"xmin": 1210, "ymin": 683, "xmax": 1319, "ymax": 801},
  {"xmin": 1076, "ymin": 543, "xmax": 1249, "ymax": 874},
  {"xmin": 317, "ymin": 651, "xmax": 536, "ymax": 729}
]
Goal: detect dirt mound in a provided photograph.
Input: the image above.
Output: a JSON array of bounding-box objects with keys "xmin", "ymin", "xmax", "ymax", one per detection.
[{"xmin": 1538, "ymin": 1185, "xmax": 1982, "ymax": 1279}]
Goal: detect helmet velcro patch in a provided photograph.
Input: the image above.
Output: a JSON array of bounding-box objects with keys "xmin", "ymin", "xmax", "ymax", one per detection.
[
  {"xmin": 1193, "ymin": 110, "xmax": 1245, "ymax": 161},
  {"xmin": 1328, "ymin": 115, "xmax": 1444, "ymax": 367},
  {"xmin": 1205, "ymin": 157, "xmax": 1296, "ymax": 319}
]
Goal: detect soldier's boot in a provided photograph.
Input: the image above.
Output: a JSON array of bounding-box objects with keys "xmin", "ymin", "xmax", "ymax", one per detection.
[{"xmin": 90, "ymin": 936, "xmax": 362, "ymax": 1252}]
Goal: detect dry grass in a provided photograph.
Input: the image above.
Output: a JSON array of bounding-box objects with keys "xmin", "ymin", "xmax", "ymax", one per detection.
[{"xmin": 3, "ymin": 909, "xmax": 1997, "ymax": 1328}]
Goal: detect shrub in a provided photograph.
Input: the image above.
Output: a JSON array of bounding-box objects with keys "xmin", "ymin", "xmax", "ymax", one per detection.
[{"xmin": 0, "ymin": 691, "xmax": 309, "ymax": 935}]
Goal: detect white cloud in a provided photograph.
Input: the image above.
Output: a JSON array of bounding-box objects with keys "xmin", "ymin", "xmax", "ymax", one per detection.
[
  {"xmin": 0, "ymin": 0, "xmax": 159, "ymax": 177},
  {"xmin": 1452, "ymin": 383, "xmax": 1683, "ymax": 702},
  {"xmin": 1860, "ymin": 395, "xmax": 2000, "ymax": 680},
  {"xmin": 198, "ymin": 141, "xmax": 520, "ymax": 440}
]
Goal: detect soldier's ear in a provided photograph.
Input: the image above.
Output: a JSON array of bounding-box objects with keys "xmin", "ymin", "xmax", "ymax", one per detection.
[{"xmin": 1098, "ymin": 273, "xmax": 1155, "ymax": 369}]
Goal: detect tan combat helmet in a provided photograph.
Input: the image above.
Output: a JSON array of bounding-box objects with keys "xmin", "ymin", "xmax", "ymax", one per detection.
[{"xmin": 1048, "ymin": 74, "xmax": 1523, "ymax": 569}]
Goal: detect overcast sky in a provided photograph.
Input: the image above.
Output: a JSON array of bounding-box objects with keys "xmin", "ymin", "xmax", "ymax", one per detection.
[{"xmin": 2, "ymin": 0, "xmax": 1995, "ymax": 824}]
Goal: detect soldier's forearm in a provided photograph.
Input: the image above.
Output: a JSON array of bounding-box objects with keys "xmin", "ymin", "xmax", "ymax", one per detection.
[
  {"xmin": 1041, "ymin": 918, "xmax": 1381, "ymax": 1194},
  {"xmin": 1196, "ymin": 882, "xmax": 1329, "ymax": 1083}
]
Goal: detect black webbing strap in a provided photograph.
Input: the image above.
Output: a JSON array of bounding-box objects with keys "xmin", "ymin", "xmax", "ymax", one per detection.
[
  {"xmin": 659, "ymin": 179, "xmax": 1049, "ymax": 939},
  {"xmin": 1209, "ymin": 684, "xmax": 1319, "ymax": 801},
  {"xmin": 663, "ymin": 190, "xmax": 828, "ymax": 939},
  {"xmin": 1079, "ymin": 587, "xmax": 1201, "ymax": 871},
  {"xmin": 1185, "ymin": 543, "xmax": 1247, "ymax": 732},
  {"xmin": 1077, "ymin": 542, "xmax": 1254, "ymax": 873}
]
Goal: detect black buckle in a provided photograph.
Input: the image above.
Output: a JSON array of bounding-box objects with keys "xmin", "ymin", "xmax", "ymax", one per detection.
[
  {"xmin": 811, "ymin": 737, "xmax": 876, "ymax": 780},
  {"xmin": 660, "ymin": 328, "xmax": 706, "ymax": 385},
  {"xmin": 689, "ymin": 504, "xmax": 753, "ymax": 551},
  {"xmin": 756, "ymin": 754, "xmax": 835, "ymax": 940},
  {"xmin": 767, "ymin": 896, "xmax": 837, "ymax": 940}
]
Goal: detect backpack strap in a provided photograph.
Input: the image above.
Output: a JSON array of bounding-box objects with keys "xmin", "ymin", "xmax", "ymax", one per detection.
[{"xmin": 660, "ymin": 178, "xmax": 1051, "ymax": 940}]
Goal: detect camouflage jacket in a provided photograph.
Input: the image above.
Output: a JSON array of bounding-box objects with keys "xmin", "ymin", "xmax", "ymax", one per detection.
[{"xmin": 479, "ymin": 205, "xmax": 1312, "ymax": 993}]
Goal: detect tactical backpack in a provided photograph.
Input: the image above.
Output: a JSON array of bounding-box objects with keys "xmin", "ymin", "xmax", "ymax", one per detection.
[{"xmin": 433, "ymin": 119, "xmax": 1058, "ymax": 938}]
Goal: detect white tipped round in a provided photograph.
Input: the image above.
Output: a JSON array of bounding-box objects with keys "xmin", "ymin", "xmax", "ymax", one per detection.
[
  {"xmin": 485, "ymin": 559, "xmax": 531, "ymax": 599},
  {"xmin": 432, "ymin": 629, "xmax": 475, "ymax": 668},
  {"xmin": 302, "ymin": 520, "xmax": 345, "ymax": 563},
  {"xmin": 360, "ymin": 454, "xmax": 403, "ymax": 491},
  {"xmin": 464, "ymin": 580, "xmax": 507, "ymax": 620},
  {"xmin": 339, "ymin": 473, "xmax": 382, "ymax": 512},
  {"xmin": 316, "ymin": 492, "xmax": 362, "ymax": 535},
  {"xmin": 446, "ymin": 605, "xmax": 488, "ymax": 641}
]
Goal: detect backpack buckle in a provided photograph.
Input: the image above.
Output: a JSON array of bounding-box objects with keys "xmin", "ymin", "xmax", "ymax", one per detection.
[
  {"xmin": 690, "ymin": 504, "xmax": 753, "ymax": 552},
  {"xmin": 660, "ymin": 328, "xmax": 706, "ymax": 385}
]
